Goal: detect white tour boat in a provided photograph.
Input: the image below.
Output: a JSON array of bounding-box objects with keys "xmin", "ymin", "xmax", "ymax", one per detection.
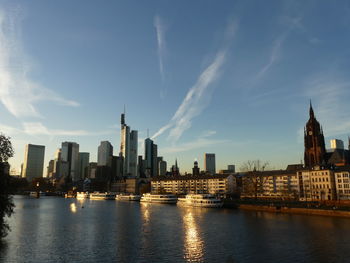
[
  {"xmin": 177, "ymin": 194, "xmax": 223, "ymax": 208},
  {"xmin": 116, "ymin": 194, "xmax": 141, "ymax": 201},
  {"xmin": 76, "ymin": 192, "xmax": 89, "ymax": 199},
  {"xmin": 89, "ymin": 192, "xmax": 116, "ymax": 200},
  {"xmin": 140, "ymin": 193, "xmax": 177, "ymax": 204}
]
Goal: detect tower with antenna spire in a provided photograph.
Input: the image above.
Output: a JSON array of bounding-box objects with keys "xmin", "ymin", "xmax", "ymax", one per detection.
[
  {"xmin": 304, "ymin": 101, "xmax": 326, "ymax": 167},
  {"xmin": 119, "ymin": 108, "xmax": 138, "ymax": 177}
]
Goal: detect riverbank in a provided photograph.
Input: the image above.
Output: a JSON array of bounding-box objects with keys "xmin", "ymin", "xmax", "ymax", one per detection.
[{"xmin": 239, "ymin": 204, "xmax": 350, "ymax": 218}]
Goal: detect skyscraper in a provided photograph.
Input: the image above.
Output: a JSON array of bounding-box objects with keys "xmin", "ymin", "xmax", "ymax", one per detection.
[
  {"xmin": 204, "ymin": 153, "xmax": 216, "ymax": 175},
  {"xmin": 22, "ymin": 144, "xmax": 45, "ymax": 182},
  {"xmin": 158, "ymin": 159, "xmax": 167, "ymax": 176},
  {"xmin": 97, "ymin": 141, "xmax": 113, "ymax": 166},
  {"xmin": 119, "ymin": 112, "xmax": 138, "ymax": 177},
  {"xmin": 129, "ymin": 130, "xmax": 138, "ymax": 178},
  {"xmin": 145, "ymin": 138, "xmax": 158, "ymax": 177},
  {"xmin": 61, "ymin": 142, "xmax": 80, "ymax": 182},
  {"xmin": 79, "ymin": 152, "xmax": 90, "ymax": 179}
]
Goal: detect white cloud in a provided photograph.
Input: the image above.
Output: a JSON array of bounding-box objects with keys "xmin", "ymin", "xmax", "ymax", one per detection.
[
  {"xmin": 0, "ymin": 8, "xmax": 79, "ymax": 118},
  {"xmin": 152, "ymin": 20, "xmax": 238, "ymax": 143}
]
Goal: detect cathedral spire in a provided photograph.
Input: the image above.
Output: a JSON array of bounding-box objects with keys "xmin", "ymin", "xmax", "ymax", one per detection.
[{"xmin": 309, "ymin": 100, "xmax": 315, "ymax": 119}]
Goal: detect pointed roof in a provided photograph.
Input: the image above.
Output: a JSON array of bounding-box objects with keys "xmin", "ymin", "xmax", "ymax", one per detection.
[{"xmin": 309, "ymin": 100, "xmax": 315, "ymax": 119}]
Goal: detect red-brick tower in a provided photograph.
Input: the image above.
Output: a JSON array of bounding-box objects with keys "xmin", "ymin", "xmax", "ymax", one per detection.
[{"xmin": 304, "ymin": 102, "xmax": 326, "ymax": 167}]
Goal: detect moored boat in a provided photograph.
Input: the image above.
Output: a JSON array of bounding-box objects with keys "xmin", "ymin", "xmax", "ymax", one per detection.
[
  {"xmin": 177, "ymin": 194, "xmax": 223, "ymax": 208},
  {"xmin": 116, "ymin": 194, "xmax": 141, "ymax": 201},
  {"xmin": 89, "ymin": 192, "xmax": 116, "ymax": 200},
  {"xmin": 76, "ymin": 192, "xmax": 89, "ymax": 199},
  {"xmin": 140, "ymin": 193, "xmax": 177, "ymax": 204}
]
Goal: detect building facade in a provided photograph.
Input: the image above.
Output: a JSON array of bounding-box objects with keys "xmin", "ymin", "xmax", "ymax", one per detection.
[
  {"xmin": 204, "ymin": 153, "xmax": 216, "ymax": 175},
  {"xmin": 61, "ymin": 142, "xmax": 80, "ymax": 182},
  {"xmin": 22, "ymin": 144, "xmax": 45, "ymax": 182},
  {"xmin": 151, "ymin": 174, "xmax": 236, "ymax": 195},
  {"xmin": 241, "ymin": 170, "xmax": 299, "ymax": 199},
  {"xmin": 145, "ymin": 138, "xmax": 158, "ymax": 177},
  {"xmin": 79, "ymin": 152, "xmax": 90, "ymax": 179},
  {"xmin": 334, "ymin": 167, "xmax": 350, "ymax": 200},
  {"xmin": 97, "ymin": 141, "xmax": 113, "ymax": 166},
  {"xmin": 120, "ymin": 112, "xmax": 138, "ymax": 177}
]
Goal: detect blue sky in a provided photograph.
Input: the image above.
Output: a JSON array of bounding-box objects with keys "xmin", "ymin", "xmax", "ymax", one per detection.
[{"xmin": 1, "ymin": 0, "xmax": 350, "ymax": 174}]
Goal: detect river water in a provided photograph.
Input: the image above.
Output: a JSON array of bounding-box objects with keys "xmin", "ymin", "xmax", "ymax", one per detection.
[{"xmin": 1, "ymin": 196, "xmax": 350, "ymax": 263}]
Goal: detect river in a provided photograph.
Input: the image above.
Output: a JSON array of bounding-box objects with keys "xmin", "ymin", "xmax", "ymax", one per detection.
[{"xmin": 1, "ymin": 196, "xmax": 350, "ymax": 263}]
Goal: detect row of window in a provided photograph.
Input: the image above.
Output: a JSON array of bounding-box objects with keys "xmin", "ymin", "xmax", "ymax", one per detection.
[
  {"xmin": 312, "ymin": 177, "xmax": 329, "ymax": 183},
  {"xmin": 336, "ymin": 173, "xmax": 349, "ymax": 178}
]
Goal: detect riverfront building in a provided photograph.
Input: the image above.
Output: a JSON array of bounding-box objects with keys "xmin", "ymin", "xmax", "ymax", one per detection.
[
  {"xmin": 151, "ymin": 174, "xmax": 236, "ymax": 195},
  {"xmin": 334, "ymin": 167, "xmax": 350, "ymax": 200},
  {"xmin": 22, "ymin": 144, "xmax": 45, "ymax": 181},
  {"xmin": 241, "ymin": 170, "xmax": 300, "ymax": 199},
  {"xmin": 297, "ymin": 168, "xmax": 337, "ymax": 201}
]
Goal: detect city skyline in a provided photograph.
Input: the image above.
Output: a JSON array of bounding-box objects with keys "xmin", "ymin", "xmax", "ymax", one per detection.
[{"xmin": 1, "ymin": 1, "xmax": 350, "ymax": 173}]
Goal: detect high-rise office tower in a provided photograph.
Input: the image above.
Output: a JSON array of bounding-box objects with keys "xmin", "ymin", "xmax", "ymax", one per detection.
[
  {"xmin": 79, "ymin": 152, "xmax": 90, "ymax": 179},
  {"xmin": 47, "ymin": 159, "xmax": 55, "ymax": 177},
  {"xmin": 204, "ymin": 153, "xmax": 216, "ymax": 175},
  {"xmin": 119, "ymin": 112, "xmax": 138, "ymax": 177},
  {"xmin": 129, "ymin": 130, "xmax": 138, "ymax": 178},
  {"xmin": 98, "ymin": 141, "xmax": 113, "ymax": 166},
  {"xmin": 61, "ymin": 142, "xmax": 80, "ymax": 182},
  {"xmin": 158, "ymin": 159, "xmax": 167, "ymax": 176},
  {"xmin": 22, "ymin": 144, "xmax": 45, "ymax": 182},
  {"xmin": 145, "ymin": 138, "xmax": 158, "ymax": 177}
]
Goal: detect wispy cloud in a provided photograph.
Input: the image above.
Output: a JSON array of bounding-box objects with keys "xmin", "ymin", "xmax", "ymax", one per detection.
[
  {"xmin": 0, "ymin": 8, "xmax": 79, "ymax": 118},
  {"xmin": 256, "ymin": 34, "xmax": 287, "ymax": 79},
  {"xmin": 152, "ymin": 20, "xmax": 238, "ymax": 143},
  {"xmin": 154, "ymin": 15, "xmax": 167, "ymax": 97}
]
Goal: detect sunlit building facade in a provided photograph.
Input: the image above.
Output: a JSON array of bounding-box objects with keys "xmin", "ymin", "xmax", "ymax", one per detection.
[
  {"xmin": 22, "ymin": 144, "xmax": 45, "ymax": 182},
  {"xmin": 151, "ymin": 174, "xmax": 236, "ymax": 195}
]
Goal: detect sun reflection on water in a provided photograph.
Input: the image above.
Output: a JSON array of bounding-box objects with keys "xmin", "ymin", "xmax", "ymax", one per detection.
[
  {"xmin": 141, "ymin": 203, "xmax": 150, "ymax": 223},
  {"xmin": 70, "ymin": 203, "xmax": 77, "ymax": 213},
  {"xmin": 182, "ymin": 209, "xmax": 204, "ymax": 262}
]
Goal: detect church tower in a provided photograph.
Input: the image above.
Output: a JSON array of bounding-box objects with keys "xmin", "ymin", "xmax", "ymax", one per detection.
[{"xmin": 304, "ymin": 102, "xmax": 326, "ymax": 167}]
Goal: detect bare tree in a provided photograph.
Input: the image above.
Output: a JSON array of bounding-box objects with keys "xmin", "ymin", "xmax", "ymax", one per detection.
[
  {"xmin": 240, "ymin": 160, "xmax": 270, "ymax": 199},
  {"xmin": 240, "ymin": 160, "xmax": 269, "ymax": 173}
]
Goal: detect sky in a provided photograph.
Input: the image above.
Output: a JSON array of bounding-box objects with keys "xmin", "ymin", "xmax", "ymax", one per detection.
[{"xmin": 1, "ymin": 0, "xmax": 350, "ymax": 174}]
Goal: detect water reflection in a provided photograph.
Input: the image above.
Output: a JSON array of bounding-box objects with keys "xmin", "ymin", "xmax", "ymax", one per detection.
[
  {"xmin": 141, "ymin": 203, "xmax": 150, "ymax": 223},
  {"xmin": 70, "ymin": 203, "xmax": 77, "ymax": 213},
  {"xmin": 182, "ymin": 208, "xmax": 204, "ymax": 262}
]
